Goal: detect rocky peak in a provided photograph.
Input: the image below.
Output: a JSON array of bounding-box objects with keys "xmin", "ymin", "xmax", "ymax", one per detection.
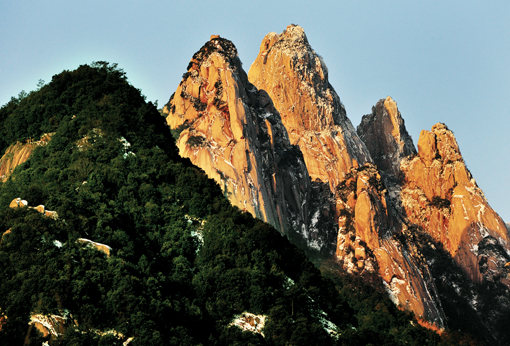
[
  {"xmin": 163, "ymin": 28, "xmax": 510, "ymax": 337},
  {"xmin": 163, "ymin": 36, "xmax": 338, "ymax": 256},
  {"xmin": 357, "ymin": 96, "xmax": 416, "ymax": 181},
  {"xmin": 401, "ymin": 123, "xmax": 510, "ymax": 285},
  {"xmin": 248, "ymin": 25, "xmax": 371, "ymax": 191},
  {"xmin": 249, "ymin": 24, "xmax": 346, "ymax": 130}
]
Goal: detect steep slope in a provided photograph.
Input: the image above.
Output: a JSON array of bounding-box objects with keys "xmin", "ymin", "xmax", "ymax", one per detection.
[
  {"xmin": 400, "ymin": 123, "xmax": 510, "ymax": 285},
  {"xmin": 160, "ymin": 25, "xmax": 510, "ymax": 343},
  {"xmin": 247, "ymin": 26, "xmax": 447, "ymax": 329},
  {"xmin": 357, "ymin": 96, "xmax": 416, "ymax": 182},
  {"xmin": 0, "ymin": 133, "xmax": 52, "ymax": 181},
  {"xmin": 334, "ymin": 163, "xmax": 447, "ymax": 329},
  {"xmin": 358, "ymin": 99, "xmax": 510, "ymax": 344},
  {"xmin": 163, "ymin": 36, "xmax": 336, "ymax": 256},
  {"xmin": 0, "ymin": 62, "xmax": 473, "ymax": 345},
  {"xmin": 248, "ymin": 24, "xmax": 371, "ymax": 191}
]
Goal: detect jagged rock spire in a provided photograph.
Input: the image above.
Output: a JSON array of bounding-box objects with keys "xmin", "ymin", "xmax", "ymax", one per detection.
[
  {"xmin": 401, "ymin": 123, "xmax": 510, "ymax": 285},
  {"xmin": 248, "ymin": 24, "xmax": 371, "ymax": 191},
  {"xmin": 163, "ymin": 35, "xmax": 336, "ymax": 256},
  {"xmin": 357, "ymin": 96, "xmax": 416, "ymax": 182}
]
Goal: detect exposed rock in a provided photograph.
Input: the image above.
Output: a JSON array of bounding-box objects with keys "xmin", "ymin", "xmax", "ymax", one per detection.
[
  {"xmin": 0, "ymin": 309, "xmax": 6, "ymax": 332},
  {"xmin": 164, "ymin": 26, "xmax": 510, "ymax": 335},
  {"xmin": 248, "ymin": 24, "xmax": 371, "ymax": 191},
  {"xmin": 9, "ymin": 198, "xmax": 58, "ymax": 219},
  {"xmin": 335, "ymin": 164, "xmax": 446, "ymax": 328},
  {"xmin": 24, "ymin": 313, "xmax": 133, "ymax": 345},
  {"xmin": 28, "ymin": 314, "xmax": 69, "ymax": 339},
  {"xmin": 9, "ymin": 197, "xmax": 28, "ymax": 208},
  {"xmin": 0, "ymin": 133, "xmax": 52, "ymax": 182},
  {"xmin": 357, "ymin": 105, "xmax": 510, "ymax": 342},
  {"xmin": 357, "ymin": 96, "xmax": 416, "ymax": 182},
  {"xmin": 77, "ymin": 238, "xmax": 112, "ymax": 257},
  {"xmin": 164, "ymin": 28, "xmax": 449, "ymax": 328},
  {"xmin": 400, "ymin": 123, "xmax": 510, "ymax": 285},
  {"xmin": 1, "ymin": 229, "xmax": 11, "ymax": 245},
  {"xmin": 229, "ymin": 312, "xmax": 266, "ymax": 336},
  {"xmin": 163, "ymin": 35, "xmax": 336, "ymax": 256}
]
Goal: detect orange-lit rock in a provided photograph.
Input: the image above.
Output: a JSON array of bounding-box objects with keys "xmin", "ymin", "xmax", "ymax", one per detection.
[
  {"xmin": 335, "ymin": 164, "xmax": 446, "ymax": 328},
  {"xmin": 9, "ymin": 198, "xmax": 27, "ymax": 208},
  {"xmin": 248, "ymin": 24, "xmax": 370, "ymax": 191},
  {"xmin": 9, "ymin": 199, "xmax": 59, "ymax": 219},
  {"xmin": 357, "ymin": 97, "xmax": 416, "ymax": 181},
  {"xmin": 77, "ymin": 238, "xmax": 112, "ymax": 257},
  {"xmin": 163, "ymin": 35, "xmax": 337, "ymax": 254},
  {"xmin": 0, "ymin": 311, "xmax": 6, "ymax": 332},
  {"xmin": 401, "ymin": 123, "xmax": 510, "ymax": 284},
  {"xmin": 0, "ymin": 133, "xmax": 52, "ymax": 182},
  {"xmin": 29, "ymin": 314, "xmax": 68, "ymax": 338},
  {"xmin": 417, "ymin": 130, "xmax": 437, "ymax": 167},
  {"xmin": 1, "ymin": 229, "xmax": 11, "ymax": 245}
]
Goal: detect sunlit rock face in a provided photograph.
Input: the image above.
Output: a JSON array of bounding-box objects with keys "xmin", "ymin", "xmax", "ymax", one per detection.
[
  {"xmin": 400, "ymin": 123, "xmax": 510, "ymax": 285},
  {"xmin": 0, "ymin": 133, "xmax": 52, "ymax": 181},
  {"xmin": 357, "ymin": 96, "xmax": 416, "ymax": 183},
  {"xmin": 335, "ymin": 163, "xmax": 446, "ymax": 328},
  {"xmin": 249, "ymin": 27, "xmax": 449, "ymax": 327},
  {"xmin": 163, "ymin": 36, "xmax": 336, "ymax": 255},
  {"xmin": 164, "ymin": 25, "xmax": 510, "ymax": 333},
  {"xmin": 248, "ymin": 24, "xmax": 371, "ymax": 191}
]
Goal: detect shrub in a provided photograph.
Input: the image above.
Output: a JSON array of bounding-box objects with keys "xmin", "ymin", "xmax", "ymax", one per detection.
[{"xmin": 186, "ymin": 135, "xmax": 206, "ymax": 148}]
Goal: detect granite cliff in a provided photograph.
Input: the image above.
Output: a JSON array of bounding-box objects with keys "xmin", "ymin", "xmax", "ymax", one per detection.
[
  {"xmin": 165, "ymin": 26, "xmax": 447, "ymax": 329},
  {"xmin": 248, "ymin": 25, "xmax": 371, "ymax": 191},
  {"xmin": 0, "ymin": 133, "xmax": 51, "ymax": 182},
  {"xmin": 357, "ymin": 96, "xmax": 416, "ymax": 182},
  {"xmin": 164, "ymin": 25, "xmax": 510, "ymax": 342},
  {"xmin": 245, "ymin": 25, "xmax": 447, "ymax": 328},
  {"xmin": 163, "ymin": 35, "xmax": 336, "ymax": 255},
  {"xmin": 400, "ymin": 123, "xmax": 510, "ymax": 285},
  {"xmin": 358, "ymin": 97, "xmax": 510, "ymax": 343}
]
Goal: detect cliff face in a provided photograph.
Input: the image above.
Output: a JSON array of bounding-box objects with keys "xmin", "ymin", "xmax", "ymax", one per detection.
[
  {"xmin": 247, "ymin": 26, "xmax": 445, "ymax": 327},
  {"xmin": 0, "ymin": 133, "xmax": 52, "ymax": 181},
  {"xmin": 335, "ymin": 164, "xmax": 446, "ymax": 328},
  {"xmin": 358, "ymin": 99, "xmax": 510, "ymax": 342},
  {"xmin": 163, "ymin": 26, "xmax": 510, "ymax": 338},
  {"xmin": 400, "ymin": 123, "xmax": 510, "ymax": 285},
  {"xmin": 248, "ymin": 25, "xmax": 371, "ymax": 191},
  {"xmin": 163, "ymin": 36, "xmax": 336, "ymax": 254},
  {"xmin": 357, "ymin": 97, "xmax": 416, "ymax": 182}
]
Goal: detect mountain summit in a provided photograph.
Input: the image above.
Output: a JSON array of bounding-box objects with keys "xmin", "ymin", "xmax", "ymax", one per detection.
[
  {"xmin": 165, "ymin": 25, "xmax": 510, "ymax": 344},
  {"xmin": 0, "ymin": 25, "xmax": 508, "ymax": 344},
  {"xmin": 248, "ymin": 24, "xmax": 371, "ymax": 190},
  {"xmin": 163, "ymin": 35, "xmax": 331, "ymax": 253}
]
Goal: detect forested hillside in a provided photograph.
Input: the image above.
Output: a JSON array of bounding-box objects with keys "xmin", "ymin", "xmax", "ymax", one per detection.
[{"xmin": 0, "ymin": 63, "xmax": 478, "ymax": 345}]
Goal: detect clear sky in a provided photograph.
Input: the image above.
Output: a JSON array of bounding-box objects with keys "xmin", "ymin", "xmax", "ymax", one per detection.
[{"xmin": 1, "ymin": 1, "xmax": 509, "ymax": 221}]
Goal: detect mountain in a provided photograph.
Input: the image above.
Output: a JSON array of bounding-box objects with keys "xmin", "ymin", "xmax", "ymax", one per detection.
[
  {"xmin": 246, "ymin": 26, "xmax": 445, "ymax": 329},
  {"xmin": 0, "ymin": 62, "xmax": 479, "ymax": 345},
  {"xmin": 400, "ymin": 123, "xmax": 510, "ymax": 285},
  {"xmin": 163, "ymin": 34, "xmax": 336, "ymax": 258},
  {"xmin": 248, "ymin": 25, "xmax": 371, "ymax": 190},
  {"xmin": 359, "ymin": 99, "xmax": 510, "ymax": 342},
  {"xmin": 166, "ymin": 25, "xmax": 510, "ymax": 344}
]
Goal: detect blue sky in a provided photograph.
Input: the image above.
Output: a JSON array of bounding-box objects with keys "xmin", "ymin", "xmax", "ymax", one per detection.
[{"xmin": 1, "ymin": 1, "xmax": 509, "ymax": 221}]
